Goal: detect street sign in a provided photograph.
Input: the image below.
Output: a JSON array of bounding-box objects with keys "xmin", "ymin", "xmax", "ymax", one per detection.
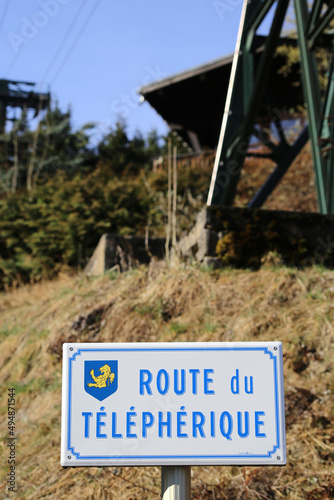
[{"xmin": 61, "ymin": 342, "xmax": 286, "ymax": 466}]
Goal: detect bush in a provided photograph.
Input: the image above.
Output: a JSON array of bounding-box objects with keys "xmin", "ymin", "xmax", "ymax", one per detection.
[{"xmin": 0, "ymin": 167, "xmax": 151, "ymax": 289}]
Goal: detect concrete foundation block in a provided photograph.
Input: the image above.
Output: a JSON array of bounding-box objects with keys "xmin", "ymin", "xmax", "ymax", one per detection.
[
  {"xmin": 177, "ymin": 208, "xmax": 218, "ymax": 262},
  {"xmin": 85, "ymin": 234, "xmax": 166, "ymax": 276}
]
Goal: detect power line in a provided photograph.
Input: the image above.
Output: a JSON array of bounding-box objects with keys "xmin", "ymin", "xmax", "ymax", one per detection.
[
  {"xmin": 1, "ymin": 1, "xmax": 18, "ymax": 77},
  {"xmin": 0, "ymin": 0, "xmax": 9, "ymax": 33},
  {"xmin": 51, "ymin": 0, "xmax": 103, "ymax": 84},
  {"xmin": 4, "ymin": 52, "xmax": 20, "ymax": 78},
  {"xmin": 40, "ymin": 0, "xmax": 89, "ymax": 84}
]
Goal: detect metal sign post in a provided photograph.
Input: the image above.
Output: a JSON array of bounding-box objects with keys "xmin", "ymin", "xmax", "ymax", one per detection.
[{"xmin": 161, "ymin": 466, "xmax": 190, "ymax": 500}]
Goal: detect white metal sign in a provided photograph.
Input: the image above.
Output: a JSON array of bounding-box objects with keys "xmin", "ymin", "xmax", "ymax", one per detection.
[{"xmin": 61, "ymin": 342, "xmax": 286, "ymax": 466}]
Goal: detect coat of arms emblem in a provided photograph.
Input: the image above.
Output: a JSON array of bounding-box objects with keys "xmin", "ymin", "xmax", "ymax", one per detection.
[{"xmin": 84, "ymin": 360, "xmax": 118, "ymax": 401}]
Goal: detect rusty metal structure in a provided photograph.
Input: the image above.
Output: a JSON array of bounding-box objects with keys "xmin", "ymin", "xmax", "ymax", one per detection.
[
  {"xmin": 0, "ymin": 79, "xmax": 50, "ymax": 134},
  {"xmin": 207, "ymin": 0, "xmax": 334, "ymax": 213}
]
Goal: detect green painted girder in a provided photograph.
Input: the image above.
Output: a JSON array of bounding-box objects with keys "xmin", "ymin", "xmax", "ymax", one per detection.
[{"xmin": 208, "ymin": 0, "xmax": 334, "ymax": 214}]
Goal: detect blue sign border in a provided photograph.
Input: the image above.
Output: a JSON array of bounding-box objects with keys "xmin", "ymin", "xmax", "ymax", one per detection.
[{"xmin": 67, "ymin": 347, "xmax": 281, "ymax": 460}]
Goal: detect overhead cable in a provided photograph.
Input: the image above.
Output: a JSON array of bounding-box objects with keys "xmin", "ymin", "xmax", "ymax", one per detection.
[
  {"xmin": 40, "ymin": 0, "xmax": 89, "ymax": 84},
  {"xmin": 0, "ymin": 0, "xmax": 9, "ymax": 33},
  {"xmin": 51, "ymin": 0, "xmax": 102, "ymax": 84}
]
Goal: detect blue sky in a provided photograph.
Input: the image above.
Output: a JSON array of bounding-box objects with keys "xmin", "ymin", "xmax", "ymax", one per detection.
[{"xmin": 1, "ymin": 0, "xmax": 244, "ymax": 140}]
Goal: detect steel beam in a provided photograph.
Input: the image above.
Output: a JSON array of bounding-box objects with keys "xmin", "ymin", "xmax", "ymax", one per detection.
[
  {"xmin": 208, "ymin": 0, "xmax": 290, "ymax": 206},
  {"xmin": 307, "ymin": 1, "xmax": 334, "ymax": 48},
  {"xmin": 249, "ymin": 126, "xmax": 309, "ymax": 207},
  {"xmin": 294, "ymin": 0, "xmax": 328, "ymax": 213},
  {"xmin": 321, "ymin": 43, "xmax": 334, "ymax": 212}
]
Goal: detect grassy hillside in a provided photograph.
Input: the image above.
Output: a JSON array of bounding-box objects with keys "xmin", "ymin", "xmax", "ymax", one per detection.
[{"xmin": 0, "ymin": 262, "xmax": 333, "ymax": 499}]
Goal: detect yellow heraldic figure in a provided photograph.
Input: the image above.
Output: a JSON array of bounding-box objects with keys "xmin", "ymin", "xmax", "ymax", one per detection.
[{"xmin": 87, "ymin": 363, "xmax": 115, "ymax": 388}]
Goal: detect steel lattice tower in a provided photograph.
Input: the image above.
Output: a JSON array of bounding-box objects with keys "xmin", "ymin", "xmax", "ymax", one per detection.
[{"xmin": 207, "ymin": 0, "xmax": 334, "ymax": 213}]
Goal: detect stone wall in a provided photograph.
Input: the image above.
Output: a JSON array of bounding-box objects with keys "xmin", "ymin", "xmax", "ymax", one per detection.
[
  {"xmin": 177, "ymin": 207, "xmax": 334, "ymax": 268},
  {"xmin": 85, "ymin": 208, "xmax": 334, "ymax": 275}
]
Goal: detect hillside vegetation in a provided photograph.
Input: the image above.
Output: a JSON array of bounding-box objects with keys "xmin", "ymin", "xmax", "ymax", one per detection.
[
  {"xmin": 0, "ymin": 112, "xmax": 213, "ymax": 290},
  {"xmin": 0, "ymin": 133, "xmax": 318, "ymax": 291},
  {"xmin": 0, "ymin": 99, "xmax": 319, "ymax": 290},
  {"xmin": 0, "ymin": 262, "xmax": 333, "ymax": 499}
]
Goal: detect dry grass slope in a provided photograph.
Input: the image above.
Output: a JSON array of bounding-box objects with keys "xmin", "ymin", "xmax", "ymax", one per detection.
[{"xmin": 0, "ymin": 262, "xmax": 333, "ymax": 499}]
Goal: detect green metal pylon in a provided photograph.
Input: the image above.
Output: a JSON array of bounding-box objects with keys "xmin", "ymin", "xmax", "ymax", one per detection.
[{"xmin": 207, "ymin": 0, "xmax": 334, "ymax": 214}]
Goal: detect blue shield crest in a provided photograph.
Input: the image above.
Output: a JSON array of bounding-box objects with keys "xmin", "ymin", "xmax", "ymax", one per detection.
[{"xmin": 84, "ymin": 360, "xmax": 118, "ymax": 401}]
